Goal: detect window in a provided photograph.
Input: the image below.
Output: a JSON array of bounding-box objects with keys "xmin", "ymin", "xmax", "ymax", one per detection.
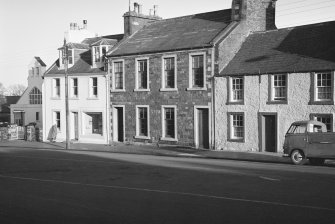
[
  {"xmin": 229, "ymin": 113, "xmax": 244, "ymax": 141},
  {"xmin": 112, "ymin": 61, "xmax": 124, "ymax": 90},
  {"xmin": 84, "ymin": 112, "xmax": 103, "ymax": 135},
  {"xmin": 136, "ymin": 106, "xmax": 149, "ymax": 138},
  {"xmin": 136, "ymin": 59, "xmax": 149, "ymax": 90},
  {"xmin": 29, "ymin": 87, "xmax": 42, "ymax": 104},
  {"xmin": 190, "ymin": 54, "xmax": 205, "ymax": 88},
  {"xmin": 310, "ymin": 114, "xmax": 333, "ymax": 132},
  {"xmin": 162, "ymin": 106, "xmax": 177, "ymax": 140},
  {"xmin": 162, "ymin": 56, "xmax": 177, "ymax": 90},
  {"xmin": 272, "ymin": 74, "xmax": 287, "ymax": 101},
  {"xmin": 36, "ymin": 67, "xmax": 39, "ymax": 76},
  {"xmin": 316, "ymin": 72, "xmax": 332, "ymax": 101},
  {"xmin": 36, "ymin": 112, "xmax": 39, "ymax": 121},
  {"xmin": 53, "ymin": 78, "xmax": 60, "ymax": 98},
  {"xmin": 90, "ymin": 77, "xmax": 98, "ymax": 97},
  {"xmin": 229, "ymin": 77, "xmax": 244, "ymax": 103},
  {"xmin": 61, "ymin": 49, "xmax": 73, "ymax": 65},
  {"xmin": 32, "ymin": 67, "xmax": 35, "ymax": 75},
  {"xmin": 71, "ymin": 78, "xmax": 78, "ymax": 98},
  {"xmin": 102, "ymin": 46, "xmax": 107, "ymax": 56},
  {"xmin": 54, "ymin": 111, "xmax": 61, "ymax": 131},
  {"xmin": 94, "ymin": 46, "xmax": 100, "ymax": 63}
]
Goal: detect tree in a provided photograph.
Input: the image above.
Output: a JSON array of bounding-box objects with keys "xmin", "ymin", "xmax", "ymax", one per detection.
[{"xmin": 6, "ymin": 84, "xmax": 26, "ymax": 96}]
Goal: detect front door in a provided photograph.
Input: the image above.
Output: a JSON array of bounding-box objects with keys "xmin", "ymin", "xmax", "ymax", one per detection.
[
  {"xmin": 197, "ymin": 108, "xmax": 209, "ymax": 149},
  {"xmin": 261, "ymin": 114, "xmax": 277, "ymax": 152},
  {"xmin": 73, "ymin": 112, "xmax": 78, "ymax": 140},
  {"xmin": 113, "ymin": 107, "xmax": 124, "ymax": 142}
]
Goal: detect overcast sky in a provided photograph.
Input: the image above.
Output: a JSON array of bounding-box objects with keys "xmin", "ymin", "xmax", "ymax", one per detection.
[{"xmin": 1, "ymin": 0, "xmax": 335, "ymax": 87}]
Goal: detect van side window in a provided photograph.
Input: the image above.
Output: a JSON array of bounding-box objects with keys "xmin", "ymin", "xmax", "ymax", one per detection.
[{"xmin": 288, "ymin": 125, "xmax": 306, "ymax": 134}]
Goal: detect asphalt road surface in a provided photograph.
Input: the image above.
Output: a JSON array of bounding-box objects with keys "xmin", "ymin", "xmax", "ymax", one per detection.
[{"xmin": 1, "ymin": 145, "xmax": 335, "ymax": 224}]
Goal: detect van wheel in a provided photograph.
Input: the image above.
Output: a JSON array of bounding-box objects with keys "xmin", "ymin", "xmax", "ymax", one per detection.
[
  {"xmin": 291, "ymin": 150, "xmax": 306, "ymax": 165},
  {"xmin": 309, "ymin": 158, "xmax": 325, "ymax": 165}
]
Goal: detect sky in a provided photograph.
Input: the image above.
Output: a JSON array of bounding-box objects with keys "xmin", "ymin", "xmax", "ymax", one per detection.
[{"xmin": 1, "ymin": 0, "xmax": 335, "ymax": 87}]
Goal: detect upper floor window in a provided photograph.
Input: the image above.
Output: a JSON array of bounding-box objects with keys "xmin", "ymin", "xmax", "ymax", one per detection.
[
  {"xmin": 93, "ymin": 46, "xmax": 100, "ymax": 63},
  {"xmin": 189, "ymin": 53, "xmax": 205, "ymax": 89},
  {"xmin": 29, "ymin": 87, "xmax": 42, "ymax": 104},
  {"xmin": 269, "ymin": 74, "xmax": 287, "ymax": 103},
  {"xmin": 112, "ymin": 61, "xmax": 124, "ymax": 91},
  {"xmin": 161, "ymin": 56, "xmax": 177, "ymax": 91},
  {"xmin": 135, "ymin": 58, "xmax": 149, "ymax": 91},
  {"xmin": 36, "ymin": 67, "xmax": 39, "ymax": 75},
  {"xmin": 90, "ymin": 77, "xmax": 98, "ymax": 98},
  {"xmin": 53, "ymin": 78, "xmax": 60, "ymax": 98},
  {"xmin": 71, "ymin": 78, "xmax": 78, "ymax": 98},
  {"xmin": 229, "ymin": 76, "xmax": 244, "ymax": 103},
  {"xmin": 316, "ymin": 72, "xmax": 332, "ymax": 101},
  {"xmin": 60, "ymin": 49, "xmax": 73, "ymax": 65},
  {"xmin": 32, "ymin": 67, "xmax": 35, "ymax": 75}
]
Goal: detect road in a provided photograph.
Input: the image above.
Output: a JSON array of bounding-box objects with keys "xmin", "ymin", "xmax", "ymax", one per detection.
[{"xmin": 0, "ymin": 145, "xmax": 335, "ymax": 224}]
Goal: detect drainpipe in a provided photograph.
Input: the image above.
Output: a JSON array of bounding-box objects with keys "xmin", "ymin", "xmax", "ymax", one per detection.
[{"xmin": 105, "ymin": 58, "xmax": 111, "ymax": 145}]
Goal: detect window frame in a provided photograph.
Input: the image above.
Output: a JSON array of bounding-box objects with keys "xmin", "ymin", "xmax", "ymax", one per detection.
[
  {"xmin": 111, "ymin": 59, "xmax": 125, "ymax": 92},
  {"xmin": 310, "ymin": 113, "xmax": 333, "ymax": 132},
  {"xmin": 188, "ymin": 52, "xmax": 207, "ymax": 90},
  {"xmin": 311, "ymin": 71, "xmax": 334, "ymax": 104},
  {"xmin": 135, "ymin": 57, "xmax": 150, "ymax": 91},
  {"xmin": 228, "ymin": 76, "xmax": 244, "ymax": 104},
  {"xmin": 52, "ymin": 78, "xmax": 61, "ymax": 98},
  {"xmin": 268, "ymin": 74, "xmax": 288, "ymax": 104},
  {"xmin": 161, "ymin": 105, "xmax": 178, "ymax": 141},
  {"xmin": 161, "ymin": 55, "xmax": 177, "ymax": 92},
  {"xmin": 135, "ymin": 105, "xmax": 150, "ymax": 139},
  {"xmin": 29, "ymin": 87, "xmax": 42, "ymax": 104},
  {"xmin": 89, "ymin": 77, "xmax": 98, "ymax": 98},
  {"xmin": 70, "ymin": 77, "xmax": 78, "ymax": 98},
  {"xmin": 54, "ymin": 111, "xmax": 61, "ymax": 132},
  {"xmin": 228, "ymin": 112, "xmax": 245, "ymax": 142}
]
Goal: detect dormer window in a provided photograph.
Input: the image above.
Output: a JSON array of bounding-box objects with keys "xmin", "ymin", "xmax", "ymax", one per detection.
[
  {"xmin": 59, "ymin": 48, "xmax": 73, "ymax": 65},
  {"xmin": 93, "ymin": 46, "xmax": 108, "ymax": 64},
  {"xmin": 93, "ymin": 46, "xmax": 100, "ymax": 62}
]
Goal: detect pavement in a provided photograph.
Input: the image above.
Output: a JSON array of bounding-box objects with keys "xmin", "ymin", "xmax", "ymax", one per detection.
[{"xmin": 0, "ymin": 139, "xmax": 293, "ymax": 164}]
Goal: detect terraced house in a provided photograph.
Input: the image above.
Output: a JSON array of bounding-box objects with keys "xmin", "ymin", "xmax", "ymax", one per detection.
[
  {"xmin": 215, "ymin": 20, "xmax": 335, "ymax": 153},
  {"xmin": 107, "ymin": 0, "xmax": 278, "ymax": 148},
  {"xmin": 43, "ymin": 21, "xmax": 123, "ymax": 144}
]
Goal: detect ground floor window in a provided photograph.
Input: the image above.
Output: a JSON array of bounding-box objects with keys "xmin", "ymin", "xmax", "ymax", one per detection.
[
  {"xmin": 162, "ymin": 106, "xmax": 177, "ymax": 140},
  {"xmin": 136, "ymin": 106, "xmax": 149, "ymax": 138},
  {"xmin": 310, "ymin": 114, "xmax": 333, "ymax": 132},
  {"xmin": 54, "ymin": 111, "xmax": 61, "ymax": 131},
  {"xmin": 228, "ymin": 112, "xmax": 244, "ymax": 141},
  {"xmin": 84, "ymin": 112, "xmax": 103, "ymax": 135},
  {"xmin": 14, "ymin": 112, "xmax": 24, "ymax": 126}
]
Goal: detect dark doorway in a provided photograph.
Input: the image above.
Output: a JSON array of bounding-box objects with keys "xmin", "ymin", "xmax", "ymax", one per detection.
[
  {"xmin": 261, "ymin": 114, "xmax": 277, "ymax": 152},
  {"xmin": 113, "ymin": 107, "xmax": 124, "ymax": 142},
  {"xmin": 197, "ymin": 108, "xmax": 209, "ymax": 149}
]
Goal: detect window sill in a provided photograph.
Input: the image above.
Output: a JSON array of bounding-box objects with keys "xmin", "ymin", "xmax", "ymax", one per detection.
[
  {"xmin": 226, "ymin": 101, "xmax": 244, "ymax": 105},
  {"xmin": 228, "ymin": 138, "xmax": 245, "ymax": 143},
  {"xmin": 160, "ymin": 137, "xmax": 178, "ymax": 142},
  {"xmin": 69, "ymin": 97, "xmax": 79, "ymax": 100},
  {"xmin": 309, "ymin": 100, "xmax": 334, "ymax": 105},
  {"xmin": 111, "ymin": 89, "xmax": 126, "ymax": 93},
  {"xmin": 186, "ymin": 87, "xmax": 207, "ymax": 91},
  {"xmin": 266, "ymin": 100, "xmax": 288, "ymax": 105},
  {"xmin": 134, "ymin": 135, "xmax": 151, "ymax": 140},
  {"xmin": 160, "ymin": 88, "xmax": 178, "ymax": 92},
  {"xmin": 87, "ymin": 97, "xmax": 99, "ymax": 100},
  {"xmin": 134, "ymin": 89, "xmax": 150, "ymax": 92},
  {"xmin": 51, "ymin": 97, "xmax": 61, "ymax": 100}
]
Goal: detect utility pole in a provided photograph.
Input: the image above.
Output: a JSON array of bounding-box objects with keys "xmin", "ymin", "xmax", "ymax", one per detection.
[{"xmin": 63, "ymin": 39, "xmax": 70, "ymax": 149}]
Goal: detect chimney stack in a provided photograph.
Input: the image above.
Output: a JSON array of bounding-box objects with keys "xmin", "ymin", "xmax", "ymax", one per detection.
[
  {"xmin": 83, "ymin": 20, "xmax": 87, "ymax": 29},
  {"xmin": 153, "ymin": 5, "xmax": 158, "ymax": 16}
]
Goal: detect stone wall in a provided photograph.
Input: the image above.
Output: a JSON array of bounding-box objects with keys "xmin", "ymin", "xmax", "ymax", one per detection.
[{"xmin": 214, "ymin": 72, "xmax": 335, "ymax": 152}]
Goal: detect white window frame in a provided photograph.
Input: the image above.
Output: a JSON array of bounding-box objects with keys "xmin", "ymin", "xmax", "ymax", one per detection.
[
  {"xmin": 270, "ymin": 74, "xmax": 288, "ymax": 102},
  {"xmin": 161, "ymin": 55, "xmax": 177, "ymax": 92},
  {"xmin": 53, "ymin": 111, "xmax": 61, "ymax": 132},
  {"xmin": 188, "ymin": 52, "xmax": 206, "ymax": 91},
  {"xmin": 229, "ymin": 76, "xmax": 244, "ymax": 103},
  {"xmin": 89, "ymin": 77, "xmax": 98, "ymax": 98},
  {"xmin": 111, "ymin": 59, "xmax": 125, "ymax": 91},
  {"xmin": 93, "ymin": 46, "xmax": 100, "ymax": 63},
  {"xmin": 70, "ymin": 77, "xmax": 78, "ymax": 98},
  {"xmin": 161, "ymin": 105, "xmax": 177, "ymax": 141},
  {"xmin": 310, "ymin": 113, "xmax": 334, "ymax": 132},
  {"xmin": 52, "ymin": 78, "xmax": 61, "ymax": 98},
  {"xmin": 135, "ymin": 57, "xmax": 150, "ymax": 91},
  {"xmin": 135, "ymin": 105, "xmax": 150, "ymax": 139},
  {"xmin": 228, "ymin": 112, "xmax": 245, "ymax": 141},
  {"xmin": 313, "ymin": 71, "xmax": 334, "ymax": 102}
]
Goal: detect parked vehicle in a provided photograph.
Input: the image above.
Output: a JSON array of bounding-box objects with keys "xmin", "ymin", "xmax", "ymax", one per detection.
[{"xmin": 283, "ymin": 120, "xmax": 335, "ymax": 165}]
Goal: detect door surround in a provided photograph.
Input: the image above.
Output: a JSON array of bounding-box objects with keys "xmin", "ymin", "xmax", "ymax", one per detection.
[
  {"xmin": 194, "ymin": 106, "xmax": 211, "ymax": 149},
  {"xmin": 258, "ymin": 112, "xmax": 278, "ymax": 153}
]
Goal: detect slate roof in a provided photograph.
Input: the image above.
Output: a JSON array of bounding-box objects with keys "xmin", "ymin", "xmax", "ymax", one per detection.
[
  {"xmin": 220, "ymin": 21, "xmax": 335, "ymax": 76},
  {"xmin": 34, "ymin": 57, "xmax": 46, "ymax": 67},
  {"xmin": 109, "ymin": 9, "xmax": 232, "ymax": 57},
  {"xmin": 46, "ymin": 34, "xmax": 123, "ymax": 76}
]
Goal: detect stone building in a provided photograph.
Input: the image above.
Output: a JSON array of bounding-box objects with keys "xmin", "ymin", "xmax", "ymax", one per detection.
[
  {"xmin": 43, "ymin": 21, "xmax": 123, "ymax": 144},
  {"xmin": 10, "ymin": 57, "xmax": 46, "ymax": 127},
  {"xmin": 107, "ymin": 0, "xmax": 277, "ymax": 148},
  {"xmin": 215, "ymin": 21, "xmax": 335, "ymax": 153}
]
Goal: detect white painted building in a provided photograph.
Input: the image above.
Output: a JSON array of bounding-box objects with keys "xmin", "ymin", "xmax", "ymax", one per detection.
[
  {"xmin": 10, "ymin": 57, "xmax": 46, "ymax": 127},
  {"xmin": 42, "ymin": 23, "xmax": 123, "ymax": 144}
]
